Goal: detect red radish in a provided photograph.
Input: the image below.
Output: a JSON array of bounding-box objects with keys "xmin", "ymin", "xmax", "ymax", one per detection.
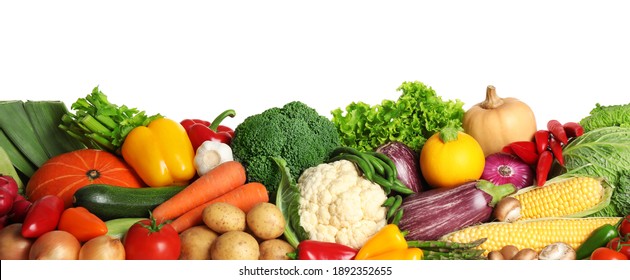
[
  {"xmin": 0, "ymin": 175, "xmax": 18, "ymax": 200},
  {"xmin": 481, "ymin": 153, "xmax": 534, "ymax": 189},
  {"xmin": 0, "ymin": 188, "xmax": 14, "ymax": 216},
  {"xmin": 8, "ymin": 196, "xmax": 32, "ymax": 223}
]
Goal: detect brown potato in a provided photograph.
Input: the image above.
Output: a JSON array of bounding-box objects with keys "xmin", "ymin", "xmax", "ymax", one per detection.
[
  {"xmin": 259, "ymin": 239, "xmax": 295, "ymax": 260},
  {"xmin": 179, "ymin": 226, "xmax": 219, "ymax": 260},
  {"xmin": 246, "ymin": 202, "xmax": 285, "ymax": 240},
  {"xmin": 210, "ymin": 231, "xmax": 259, "ymax": 260},
  {"xmin": 202, "ymin": 202, "xmax": 246, "ymax": 233}
]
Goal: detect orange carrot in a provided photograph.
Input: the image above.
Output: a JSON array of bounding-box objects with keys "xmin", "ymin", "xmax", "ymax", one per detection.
[
  {"xmin": 170, "ymin": 182, "xmax": 269, "ymax": 233},
  {"xmin": 152, "ymin": 161, "xmax": 247, "ymax": 222}
]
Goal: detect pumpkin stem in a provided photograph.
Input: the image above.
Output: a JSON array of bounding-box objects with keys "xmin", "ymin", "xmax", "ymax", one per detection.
[
  {"xmin": 86, "ymin": 169, "xmax": 100, "ymax": 180},
  {"xmin": 480, "ymin": 85, "xmax": 504, "ymax": 109},
  {"xmin": 438, "ymin": 126, "xmax": 462, "ymax": 143}
]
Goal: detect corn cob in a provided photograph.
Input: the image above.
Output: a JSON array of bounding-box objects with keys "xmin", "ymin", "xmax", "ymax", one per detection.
[
  {"xmin": 511, "ymin": 176, "xmax": 613, "ymax": 220},
  {"xmin": 440, "ymin": 217, "xmax": 621, "ymax": 255}
]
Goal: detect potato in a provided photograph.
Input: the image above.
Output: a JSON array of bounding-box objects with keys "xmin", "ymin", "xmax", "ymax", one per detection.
[
  {"xmin": 246, "ymin": 202, "xmax": 285, "ymax": 240},
  {"xmin": 202, "ymin": 202, "xmax": 246, "ymax": 233},
  {"xmin": 179, "ymin": 226, "xmax": 219, "ymax": 260},
  {"xmin": 259, "ymin": 239, "xmax": 295, "ymax": 260},
  {"xmin": 210, "ymin": 231, "xmax": 259, "ymax": 260}
]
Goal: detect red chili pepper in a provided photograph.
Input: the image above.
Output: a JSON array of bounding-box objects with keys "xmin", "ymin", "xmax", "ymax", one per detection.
[
  {"xmin": 21, "ymin": 195, "xmax": 64, "ymax": 238},
  {"xmin": 549, "ymin": 136, "xmax": 564, "ymax": 166},
  {"xmin": 536, "ymin": 150, "xmax": 554, "ymax": 186},
  {"xmin": 180, "ymin": 109, "xmax": 236, "ymax": 151},
  {"xmin": 547, "ymin": 120, "xmax": 568, "ymax": 145},
  {"xmin": 290, "ymin": 240, "xmax": 358, "ymax": 260},
  {"xmin": 508, "ymin": 141, "xmax": 539, "ymax": 165},
  {"xmin": 534, "ymin": 130, "xmax": 550, "ymax": 154},
  {"xmin": 563, "ymin": 122, "xmax": 584, "ymax": 138}
]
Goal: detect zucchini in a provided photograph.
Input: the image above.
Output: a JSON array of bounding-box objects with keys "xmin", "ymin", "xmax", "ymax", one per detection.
[
  {"xmin": 105, "ymin": 218, "xmax": 144, "ymax": 239},
  {"xmin": 73, "ymin": 184, "xmax": 185, "ymax": 221}
]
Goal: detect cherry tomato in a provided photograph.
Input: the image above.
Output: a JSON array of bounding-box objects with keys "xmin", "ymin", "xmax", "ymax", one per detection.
[
  {"xmin": 620, "ymin": 215, "xmax": 630, "ymax": 237},
  {"xmin": 123, "ymin": 218, "xmax": 181, "ymax": 260},
  {"xmin": 607, "ymin": 237, "xmax": 630, "ymax": 259},
  {"xmin": 590, "ymin": 247, "xmax": 628, "ymax": 260}
]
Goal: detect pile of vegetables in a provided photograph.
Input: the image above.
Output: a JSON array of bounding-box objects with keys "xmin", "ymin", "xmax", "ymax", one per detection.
[{"xmin": 1, "ymin": 83, "xmax": 629, "ymax": 261}]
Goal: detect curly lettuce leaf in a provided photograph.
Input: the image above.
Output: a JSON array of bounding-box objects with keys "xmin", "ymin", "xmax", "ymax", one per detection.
[
  {"xmin": 272, "ymin": 156, "xmax": 308, "ymax": 248},
  {"xmin": 331, "ymin": 81, "xmax": 464, "ymax": 152}
]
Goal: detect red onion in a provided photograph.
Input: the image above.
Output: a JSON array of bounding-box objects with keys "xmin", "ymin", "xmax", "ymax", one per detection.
[{"xmin": 481, "ymin": 153, "xmax": 534, "ymax": 189}]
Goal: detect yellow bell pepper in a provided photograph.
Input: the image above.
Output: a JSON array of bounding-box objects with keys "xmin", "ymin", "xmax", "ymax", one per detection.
[
  {"xmin": 354, "ymin": 224, "xmax": 409, "ymax": 260},
  {"xmin": 121, "ymin": 117, "xmax": 196, "ymax": 187}
]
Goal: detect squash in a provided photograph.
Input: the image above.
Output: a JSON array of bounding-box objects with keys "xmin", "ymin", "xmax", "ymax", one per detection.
[
  {"xmin": 463, "ymin": 85, "xmax": 537, "ymax": 156},
  {"xmin": 26, "ymin": 149, "xmax": 145, "ymax": 208},
  {"xmin": 419, "ymin": 128, "xmax": 485, "ymax": 189}
]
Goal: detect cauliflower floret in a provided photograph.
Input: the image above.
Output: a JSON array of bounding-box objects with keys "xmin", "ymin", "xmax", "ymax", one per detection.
[{"xmin": 298, "ymin": 159, "xmax": 388, "ymax": 249}]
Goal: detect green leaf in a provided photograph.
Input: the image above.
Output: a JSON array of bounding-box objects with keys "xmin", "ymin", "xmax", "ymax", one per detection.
[{"xmin": 272, "ymin": 156, "xmax": 308, "ymax": 248}]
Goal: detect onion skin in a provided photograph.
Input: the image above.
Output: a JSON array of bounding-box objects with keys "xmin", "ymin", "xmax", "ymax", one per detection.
[
  {"xmin": 376, "ymin": 141, "xmax": 424, "ymax": 193},
  {"xmin": 79, "ymin": 235, "xmax": 125, "ymax": 260},
  {"xmin": 481, "ymin": 153, "xmax": 534, "ymax": 189},
  {"xmin": 0, "ymin": 223, "xmax": 34, "ymax": 260},
  {"xmin": 29, "ymin": 230, "xmax": 81, "ymax": 260}
]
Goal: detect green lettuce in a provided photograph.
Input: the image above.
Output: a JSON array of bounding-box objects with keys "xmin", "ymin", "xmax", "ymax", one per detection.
[
  {"xmin": 580, "ymin": 103, "xmax": 630, "ymax": 132},
  {"xmin": 331, "ymin": 81, "xmax": 465, "ymax": 152},
  {"xmin": 553, "ymin": 126, "xmax": 630, "ymax": 217}
]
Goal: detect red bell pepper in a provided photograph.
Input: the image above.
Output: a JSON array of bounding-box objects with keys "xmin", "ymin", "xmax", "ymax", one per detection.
[
  {"xmin": 181, "ymin": 109, "xmax": 236, "ymax": 151},
  {"xmin": 21, "ymin": 195, "xmax": 64, "ymax": 238},
  {"xmin": 290, "ymin": 240, "xmax": 359, "ymax": 260}
]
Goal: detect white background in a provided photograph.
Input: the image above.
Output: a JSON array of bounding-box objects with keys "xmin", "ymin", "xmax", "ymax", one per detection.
[
  {"xmin": 1, "ymin": 0, "xmax": 629, "ymax": 278},
  {"xmin": 1, "ymin": 0, "xmax": 629, "ymax": 130}
]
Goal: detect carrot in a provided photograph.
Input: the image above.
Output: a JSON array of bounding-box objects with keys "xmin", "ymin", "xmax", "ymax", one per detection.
[
  {"xmin": 152, "ymin": 160, "xmax": 247, "ymax": 222},
  {"xmin": 170, "ymin": 182, "xmax": 269, "ymax": 233}
]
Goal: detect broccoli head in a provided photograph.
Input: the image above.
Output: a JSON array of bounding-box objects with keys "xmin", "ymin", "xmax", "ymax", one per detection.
[{"xmin": 231, "ymin": 101, "xmax": 341, "ymax": 196}]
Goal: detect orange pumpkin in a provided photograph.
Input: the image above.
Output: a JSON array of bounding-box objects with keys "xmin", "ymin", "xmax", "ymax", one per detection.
[{"xmin": 26, "ymin": 149, "xmax": 145, "ymax": 208}]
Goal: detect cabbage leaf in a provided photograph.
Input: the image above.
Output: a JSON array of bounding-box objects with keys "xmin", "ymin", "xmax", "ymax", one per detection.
[{"xmin": 555, "ymin": 127, "xmax": 630, "ymax": 217}]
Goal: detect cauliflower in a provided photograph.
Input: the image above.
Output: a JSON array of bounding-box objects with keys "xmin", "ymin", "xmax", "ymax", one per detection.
[{"xmin": 297, "ymin": 159, "xmax": 388, "ymax": 249}]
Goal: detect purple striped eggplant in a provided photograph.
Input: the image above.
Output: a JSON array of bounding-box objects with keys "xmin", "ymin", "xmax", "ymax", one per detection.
[
  {"xmin": 376, "ymin": 141, "xmax": 424, "ymax": 193},
  {"xmin": 398, "ymin": 180, "xmax": 516, "ymax": 241}
]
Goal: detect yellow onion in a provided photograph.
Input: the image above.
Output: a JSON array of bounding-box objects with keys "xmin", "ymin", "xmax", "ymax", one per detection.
[
  {"xmin": 29, "ymin": 230, "xmax": 81, "ymax": 260},
  {"xmin": 0, "ymin": 223, "xmax": 34, "ymax": 260},
  {"xmin": 79, "ymin": 235, "xmax": 125, "ymax": 260}
]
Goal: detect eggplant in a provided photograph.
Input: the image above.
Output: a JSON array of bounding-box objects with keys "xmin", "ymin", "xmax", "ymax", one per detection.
[
  {"xmin": 376, "ymin": 141, "xmax": 424, "ymax": 193},
  {"xmin": 398, "ymin": 180, "xmax": 516, "ymax": 241}
]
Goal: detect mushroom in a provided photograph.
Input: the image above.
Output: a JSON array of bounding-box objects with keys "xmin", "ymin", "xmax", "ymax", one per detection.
[
  {"xmin": 494, "ymin": 197, "xmax": 522, "ymax": 222},
  {"xmin": 512, "ymin": 248, "xmax": 538, "ymax": 260},
  {"xmin": 500, "ymin": 245, "xmax": 520, "ymax": 260},
  {"xmin": 488, "ymin": 251, "xmax": 505, "ymax": 260},
  {"xmin": 538, "ymin": 242, "xmax": 576, "ymax": 260}
]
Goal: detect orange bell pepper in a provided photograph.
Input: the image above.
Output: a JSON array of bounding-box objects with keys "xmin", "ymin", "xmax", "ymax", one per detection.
[{"xmin": 57, "ymin": 207, "xmax": 108, "ymax": 242}]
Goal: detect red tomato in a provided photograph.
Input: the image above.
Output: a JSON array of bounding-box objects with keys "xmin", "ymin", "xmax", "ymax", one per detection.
[
  {"xmin": 590, "ymin": 247, "xmax": 628, "ymax": 260},
  {"xmin": 607, "ymin": 237, "xmax": 630, "ymax": 259},
  {"xmin": 123, "ymin": 218, "xmax": 181, "ymax": 260},
  {"xmin": 620, "ymin": 215, "xmax": 630, "ymax": 237}
]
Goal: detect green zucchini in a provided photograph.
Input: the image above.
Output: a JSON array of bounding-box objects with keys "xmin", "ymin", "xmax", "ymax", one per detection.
[
  {"xmin": 105, "ymin": 218, "xmax": 144, "ymax": 239},
  {"xmin": 73, "ymin": 184, "xmax": 185, "ymax": 221}
]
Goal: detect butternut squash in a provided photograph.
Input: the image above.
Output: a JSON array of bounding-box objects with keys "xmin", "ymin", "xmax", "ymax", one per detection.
[{"xmin": 463, "ymin": 86, "xmax": 537, "ymax": 156}]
